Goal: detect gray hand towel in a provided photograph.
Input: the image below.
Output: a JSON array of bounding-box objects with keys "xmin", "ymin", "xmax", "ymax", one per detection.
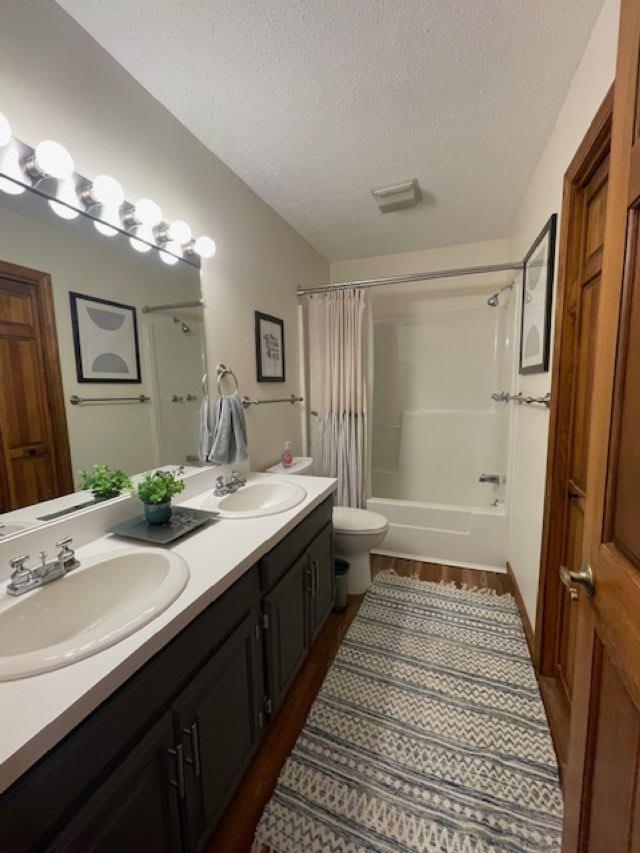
[
  {"xmin": 208, "ymin": 393, "xmax": 248, "ymax": 464},
  {"xmin": 199, "ymin": 396, "xmax": 214, "ymax": 462}
]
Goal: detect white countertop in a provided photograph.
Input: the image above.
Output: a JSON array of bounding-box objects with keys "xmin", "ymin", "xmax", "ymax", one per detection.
[{"xmin": 0, "ymin": 472, "xmax": 336, "ymax": 793}]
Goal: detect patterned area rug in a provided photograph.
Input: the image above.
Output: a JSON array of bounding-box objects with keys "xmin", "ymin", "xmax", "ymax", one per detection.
[{"xmin": 253, "ymin": 571, "xmax": 563, "ymax": 852}]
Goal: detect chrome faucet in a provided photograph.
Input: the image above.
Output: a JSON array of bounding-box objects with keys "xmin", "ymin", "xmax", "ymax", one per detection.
[
  {"xmin": 6, "ymin": 537, "xmax": 80, "ymax": 596},
  {"xmin": 213, "ymin": 471, "xmax": 247, "ymax": 497}
]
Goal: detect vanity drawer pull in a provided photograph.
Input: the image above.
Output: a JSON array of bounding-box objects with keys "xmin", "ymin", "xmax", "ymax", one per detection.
[
  {"xmin": 182, "ymin": 722, "xmax": 202, "ymax": 778},
  {"xmin": 191, "ymin": 722, "xmax": 201, "ymax": 778},
  {"xmin": 168, "ymin": 744, "xmax": 186, "ymax": 799}
]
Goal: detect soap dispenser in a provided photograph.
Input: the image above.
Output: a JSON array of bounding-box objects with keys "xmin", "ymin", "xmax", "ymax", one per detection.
[{"xmin": 281, "ymin": 441, "xmax": 293, "ymax": 468}]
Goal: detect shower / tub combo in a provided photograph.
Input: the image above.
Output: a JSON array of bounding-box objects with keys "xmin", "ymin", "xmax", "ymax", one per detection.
[{"xmin": 301, "ymin": 260, "xmax": 523, "ymax": 574}]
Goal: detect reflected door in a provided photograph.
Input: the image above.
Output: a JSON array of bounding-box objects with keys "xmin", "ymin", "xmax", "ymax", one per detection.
[
  {"xmin": 563, "ymin": 2, "xmax": 640, "ymax": 848},
  {"xmin": 0, "ymin": 261, "xmax": 72, "ymax": 511}
]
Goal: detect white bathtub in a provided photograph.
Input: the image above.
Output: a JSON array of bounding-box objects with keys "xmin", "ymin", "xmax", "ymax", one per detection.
[{"xmin": 367, "ymin": 497, "xmax": 507, "ymax": 572}]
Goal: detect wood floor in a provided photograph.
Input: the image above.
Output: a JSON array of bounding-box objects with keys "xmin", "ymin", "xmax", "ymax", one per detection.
[{"xmin": 206, "ymin": 556, "xmax": 512, "ymax": 852}]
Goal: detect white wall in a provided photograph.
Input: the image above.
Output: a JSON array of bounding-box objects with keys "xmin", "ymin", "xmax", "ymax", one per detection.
[
  {"xmin": 0, "ymin": 0, "xmax": 328, "ymax": 472},
  {"xmin": 506, "ymin": 0, "xmax": 619, "ymax": 625},
  {"xmin": 371, "ymin": 286, "xmax": 509, "ymax": 507}
]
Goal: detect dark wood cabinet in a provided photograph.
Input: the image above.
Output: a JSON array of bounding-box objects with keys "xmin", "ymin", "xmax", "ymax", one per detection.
[
  {"xmin": 308, "ymin": 523, "xmax": 334, "ymax": 642},
  {"xmin": 174, "ymin": 609, "xmax": 263, "ymax": 851},
  {"xmin": 45, "ymin": 711, "xmax": 182, "ymax": 853},
  {"xmin": 263, "ymin": 552, "xmax": 310, "ymax": 716},
  {"xmin": 0, "ymin": 496, "xmax": 334, "ymax": 852},
  {"xmin": 262, "ymin": 518, "xmax": 334, "ymax": 717}
]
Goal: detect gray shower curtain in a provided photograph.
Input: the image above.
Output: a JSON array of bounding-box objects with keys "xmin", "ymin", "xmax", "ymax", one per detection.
[{"xmin": 308, "ymin": 288, "xmax": 368, "ymax": 507}]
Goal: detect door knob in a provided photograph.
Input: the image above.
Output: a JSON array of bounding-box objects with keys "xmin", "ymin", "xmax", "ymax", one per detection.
[{"xmin": 559, "ymin": 562, "xmax": 595, "ymax": 600}]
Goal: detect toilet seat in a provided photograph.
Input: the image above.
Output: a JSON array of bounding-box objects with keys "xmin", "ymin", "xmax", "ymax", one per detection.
[{"xmin": 333, "ymin": 506, "xmax": 389, "ymax": 535}]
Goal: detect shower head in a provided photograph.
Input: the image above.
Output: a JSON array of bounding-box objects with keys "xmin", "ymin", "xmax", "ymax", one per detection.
[
  {"xmin": 172, "ymin": 315, "xmax": 191, "ymax": 334},
  {"xmin": 487, "ymin": 282, "xmax": 514, "ymax": 307}
]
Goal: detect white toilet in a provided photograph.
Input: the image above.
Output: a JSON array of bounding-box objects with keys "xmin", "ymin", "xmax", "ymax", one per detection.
[{"xmin": 265, "ymin": 456, "xmax": 389, "ymax": 594}]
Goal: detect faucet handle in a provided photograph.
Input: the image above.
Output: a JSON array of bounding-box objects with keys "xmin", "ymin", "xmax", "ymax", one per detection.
[
  {"xmin": 56, "ymin": 537, "xmax": 75, "ymax": 558},
  {"xmin": 9, "ymin": 554, "xmax": 32, "ymax": 583}
]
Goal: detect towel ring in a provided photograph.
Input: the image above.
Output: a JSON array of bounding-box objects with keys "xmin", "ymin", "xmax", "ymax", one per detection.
[{"xmin": 216, "ymin": 363, "xmax": 240, "ymax": 395}]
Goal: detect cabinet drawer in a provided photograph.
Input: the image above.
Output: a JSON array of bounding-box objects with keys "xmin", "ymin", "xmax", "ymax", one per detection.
[{"xmin": 259, "ymin": 496, "xmax": 333, "ymax": 591}]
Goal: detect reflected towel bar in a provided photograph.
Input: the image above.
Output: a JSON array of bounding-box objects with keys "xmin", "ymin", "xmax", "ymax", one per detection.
[
  {"xmin": 241, "ymin": 394, "xmax": 303, "ymax": 409},
  {"xmin": 69, "ymin": 394, "xmax": 150, "ymax": 405}
]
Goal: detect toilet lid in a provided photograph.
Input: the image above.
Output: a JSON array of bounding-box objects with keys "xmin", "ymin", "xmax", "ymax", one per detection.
[{"xmin": 333, "ymin": 506, "xmax": 389, "ymax": 535}]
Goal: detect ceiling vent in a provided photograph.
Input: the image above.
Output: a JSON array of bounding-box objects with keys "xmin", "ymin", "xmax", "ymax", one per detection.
[{"xmin": 371, "ymin": 179, "xmax": 421, "ymax": 214}]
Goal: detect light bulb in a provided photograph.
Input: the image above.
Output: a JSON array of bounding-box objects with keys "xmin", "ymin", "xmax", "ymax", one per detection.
[
  {"xmin": 94, "ymin": 207, "xmax": 120, "ymax": 237},
  {"xmin": 0, "ymin": 176, "xmax": 24, "ymax": 195},
  {"xmin": 33, "ymin": 140, "xmax": 74, "ymax": 180},
  {"xmin": 0, "ymin": 143, "xmax": 25, "ymax": 194},
  {"xmin": 129, "ymin": 225, "xmax": 153, "ymax": 253},
  {"xmin": 193, "ymin": 236, "xmax": 216, "ymax": 258},
  {"xmin": 0, "ymin": 113, "xmax": 11, "ymax": 147},
  {"xmin": 160, "ymin": 249, "xmax": 180, "ymax": 265},
  {"xmin": 134, "ymin": 198, "xmax": 162, "ymax": 227},
  {"xmin": 91, "ymin": 174, "xmax": 124, "ymax": 207},
  {"xmin": 167, "ymin": 219, "xmax": 191, "ymax": 244},
  {"xmin": 48, "ymin": 180, "xmax": 79, "ymax": 219}
]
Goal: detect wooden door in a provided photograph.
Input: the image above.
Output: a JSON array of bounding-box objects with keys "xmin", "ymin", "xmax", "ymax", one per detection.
[
  {"xmin": 0, "ymin": 260, "xmax": 72, "ymax": 511},
  {"xmin": 563, "ymin": 2, "xmax": 640, "ymax": 849},
  {"xmin": 536, "ymin": 91, "xmax": 612, "ymax": 772},
  {"xmin": 45, "ymin": 711, "xmax": 183, "ymax": 853},
  {"xmin": 173, "ymin": 610, "xmax": 263, "ymax": 851},
  {"xmin": 263, "ymin": 552, "xmax": 309, "ymax": 718},
  {"xmin": 307, "ymin": 523, "xmax": 335, "ymax": 642}
]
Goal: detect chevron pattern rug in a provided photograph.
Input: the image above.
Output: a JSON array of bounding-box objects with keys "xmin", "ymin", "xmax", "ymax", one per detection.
[{"xmin": 253, "ymin": 570, "xmax": 563, "ymax": 852}]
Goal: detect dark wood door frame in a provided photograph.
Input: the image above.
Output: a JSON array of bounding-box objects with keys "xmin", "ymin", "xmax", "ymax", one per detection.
[
  {"xmin": 0, "ymin": 259, "xmax": 74, "ymax": 501},
  {"xmin": 534, "ymin": 87, "xmax": 613, "ymax": 766}
]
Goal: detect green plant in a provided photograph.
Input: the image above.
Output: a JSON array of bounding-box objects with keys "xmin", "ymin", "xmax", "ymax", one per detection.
[
  {"xmin": 79, "ymin": 464, "xmax": 132, "ymax": 499},
  {"xmin": 133, "ymin": 470, "xmax": 185, "ymax": 505}
]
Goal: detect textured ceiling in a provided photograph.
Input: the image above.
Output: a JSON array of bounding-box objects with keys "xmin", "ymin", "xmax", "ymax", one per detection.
[{"xmin": 55, "ymin": 0, "xmax": 605, "ymax": 261}]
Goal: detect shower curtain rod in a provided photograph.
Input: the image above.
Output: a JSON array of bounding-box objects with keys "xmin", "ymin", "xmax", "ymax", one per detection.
[{"xmin": 295, "ymin": 261, "xmax": 524, "ymax": 296}]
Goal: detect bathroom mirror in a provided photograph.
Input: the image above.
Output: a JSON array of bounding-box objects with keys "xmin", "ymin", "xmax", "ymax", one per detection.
[{"xmin": 0, "ymin": 183, "xmax": 207, "ymax": 539}]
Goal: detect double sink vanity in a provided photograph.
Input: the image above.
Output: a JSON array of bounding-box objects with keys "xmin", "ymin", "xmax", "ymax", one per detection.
[{"xmin": 0, "ymin": 469, "xmax": 337, "ymax": 852}]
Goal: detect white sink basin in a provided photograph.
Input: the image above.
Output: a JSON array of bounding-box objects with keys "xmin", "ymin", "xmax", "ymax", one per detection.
[
  {"xmin": 0, "ymin": 548, "xmax": 189, "ymax": 680},
  {"xmin": 203, "ymin": 480, "xmax": 307, "ymax": 518},
  {"xmin": 0, "ymin": 522, "xmax": 35, "ymax": 536}
]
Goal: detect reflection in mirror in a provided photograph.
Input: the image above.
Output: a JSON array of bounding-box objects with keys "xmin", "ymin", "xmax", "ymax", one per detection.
[{"xmin": 0, "ymin": 184, "xmax": 206, "ymax": 539}]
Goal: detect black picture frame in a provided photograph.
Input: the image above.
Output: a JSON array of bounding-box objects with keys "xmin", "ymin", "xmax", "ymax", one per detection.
[
  {"xmin": 519, "ymin": 213, "xmax": 557, "ymax": 375},
  {"xmin": 254, "ymin": 311, "xmax": 285, "ymax": 382},
  {"xmin": 69, "ymin": 291, "xmax": 142, "ymax": 384}
]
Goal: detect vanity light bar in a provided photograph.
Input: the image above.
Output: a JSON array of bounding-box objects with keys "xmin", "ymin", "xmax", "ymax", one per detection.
[{"xmin": 0, "ymin": 112, "xmax": 216, "ymax": 266}]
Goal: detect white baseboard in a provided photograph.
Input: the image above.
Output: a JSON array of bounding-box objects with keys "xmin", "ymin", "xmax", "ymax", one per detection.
[{"xmin": 371, "ymin": 548, "xmax": 507, "ymax": 574}]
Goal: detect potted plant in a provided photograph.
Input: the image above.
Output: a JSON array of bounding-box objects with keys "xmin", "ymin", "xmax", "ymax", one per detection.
[
  {"xmin": 132, "ymin": 469, "xmax": 186, "ymax": 524},
  {"xmin": 79, "ymin": 464, "xmax": 132, "ymax": 501}
]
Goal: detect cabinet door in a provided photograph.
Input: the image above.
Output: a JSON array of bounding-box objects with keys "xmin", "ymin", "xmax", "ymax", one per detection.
[
  {"xmin": 308, "ymin": 523, "xmax": 335, "ymax": 642},
  {"xmin": 173, "ymin": 609, "xmax": 263, "ymax": 851},
  {"xmin": 264, "ymin": 552, "xmax": 309, "ymax": 717},
  {"xmin": 46, "ymin": 711, "xmax": 182, "ymax": 853}
]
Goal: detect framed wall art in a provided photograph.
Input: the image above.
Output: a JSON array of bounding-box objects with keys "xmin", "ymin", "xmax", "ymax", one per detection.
[
  {"xmin": 70, "ymin": 292, "xmax": 141, "ymax": 383},
  {"xmin": 255, "ymin": 311, "xmax": 285, "ymax": 382},
  {"xmin": 520, "ymin": 213, "xmax": 557, "ymax": 374}
]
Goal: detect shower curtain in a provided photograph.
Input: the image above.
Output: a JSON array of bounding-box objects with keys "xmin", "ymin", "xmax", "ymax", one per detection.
[{"xmin": 308, "ymin": 288, "xmax": 368, "ymax": 508}]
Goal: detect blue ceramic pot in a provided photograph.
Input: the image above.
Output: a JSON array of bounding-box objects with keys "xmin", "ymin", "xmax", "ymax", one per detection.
[{"xmin": 144, "ymin": 501, "xmax": 172, "ymax": 525}]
